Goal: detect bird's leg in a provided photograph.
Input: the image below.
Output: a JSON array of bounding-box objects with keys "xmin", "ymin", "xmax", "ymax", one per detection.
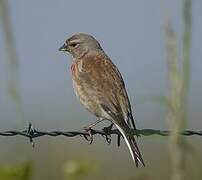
[
  {"xmin": 83, "ymin": 118, "xmax": 104, "ymax": 144},
  {"xmin": 102, "ymin": 123, "xmax": 114, "ymax": 144},
  {"xmin": 83, "ymin": 119, "xmax": 103, "ymax": 130}
]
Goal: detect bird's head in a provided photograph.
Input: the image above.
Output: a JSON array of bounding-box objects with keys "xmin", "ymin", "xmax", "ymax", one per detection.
[{"xmin": 59, "ymin": 33, "xmax": 103, "ymax": 59}]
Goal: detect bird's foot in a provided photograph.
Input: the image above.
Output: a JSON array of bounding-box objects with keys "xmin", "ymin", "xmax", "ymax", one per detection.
[
  {"xmin": 102, "ymin": 123, "xmax": 113, "ymax": 144},
  {"xmin": 83, "ymin": 126, "xmax": 94, "ymax": 144},
  {"xmin": 82, "ymin": 119, "xmax": 104, "ymax": 144}
]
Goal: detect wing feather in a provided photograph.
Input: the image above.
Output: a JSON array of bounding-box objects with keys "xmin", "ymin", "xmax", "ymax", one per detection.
[{"xmin": 79, "ymin": 53, "xmax": 136, "ymax": 128}]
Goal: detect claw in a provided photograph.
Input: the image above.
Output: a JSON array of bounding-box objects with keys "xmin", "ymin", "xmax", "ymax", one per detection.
[
  {"xmin": 102, "ymin": 123, "xmax": 113, "ymax": 145},
  {"xmin": 83, "ymin": 127, "xmax": 94, "ymax": 144},
  {"xmin": 105, "ymin": 135, "xmax": 111, "ymax": 144}
]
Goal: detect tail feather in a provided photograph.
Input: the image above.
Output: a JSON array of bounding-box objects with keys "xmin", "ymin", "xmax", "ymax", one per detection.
[{"xmin": 115, "ymin": 124, "xmax": 145, "ymax": 167}]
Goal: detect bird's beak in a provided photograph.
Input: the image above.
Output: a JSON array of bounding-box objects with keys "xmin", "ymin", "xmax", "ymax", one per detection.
[{"xmin": 58, "ymin": 43, "xmax": 69, "ymax": 52}]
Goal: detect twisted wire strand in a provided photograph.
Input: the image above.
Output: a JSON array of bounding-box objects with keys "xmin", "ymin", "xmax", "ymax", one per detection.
[{"xmin": 0, "ymin": 123, "xmax": 201, "ymax": 147}]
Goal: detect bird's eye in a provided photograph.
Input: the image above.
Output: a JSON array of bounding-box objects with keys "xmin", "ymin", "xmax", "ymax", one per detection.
[{"xmin": 69, "ymin": 43, "xmax": 78, "ymax": 48}]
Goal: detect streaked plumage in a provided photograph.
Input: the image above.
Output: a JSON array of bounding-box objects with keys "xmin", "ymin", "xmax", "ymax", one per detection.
[{"xmin": 59, "ymin": 33, "xmax": 145, "ymax": 167}]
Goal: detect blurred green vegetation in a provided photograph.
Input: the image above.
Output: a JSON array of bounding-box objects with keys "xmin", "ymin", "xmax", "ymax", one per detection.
[
  {"xmin": 0, "ymin": 162, "xmax": 32, "ymax": 180},
  {"xmin": 0, "ymin": 0, "xmax": 24, "ymax": 127},
  {"xmin": 127, "ymin": 0, "xmax": 192, "ymax": 180},
  {"xmin": 63, "ymin": 159, "xmax": 99, "ymax": 180},
  {"xmin": 164, "ymin": 1, "xmax": 191, "ymax": 180}
]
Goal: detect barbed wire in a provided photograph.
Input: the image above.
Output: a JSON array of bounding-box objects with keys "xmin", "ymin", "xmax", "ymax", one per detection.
[{"xmin": 0, "ymin": 123, "xmax": 201, "ymax": 147}]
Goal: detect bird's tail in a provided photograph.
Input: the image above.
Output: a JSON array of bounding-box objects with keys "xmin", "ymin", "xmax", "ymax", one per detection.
[{"xmin": 115, "ymin": 123, "xmax": 145, "ymax": 167}]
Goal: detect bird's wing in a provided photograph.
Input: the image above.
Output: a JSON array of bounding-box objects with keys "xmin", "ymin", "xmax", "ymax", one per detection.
[{"xmin": 80, "ymin": 53, "xmax": 136, "ymax": 129}]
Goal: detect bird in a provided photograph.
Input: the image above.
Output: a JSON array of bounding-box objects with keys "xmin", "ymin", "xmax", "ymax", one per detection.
[{"xmin": 59, "ymin": 33, "xmax": 145, "ymax": 167}]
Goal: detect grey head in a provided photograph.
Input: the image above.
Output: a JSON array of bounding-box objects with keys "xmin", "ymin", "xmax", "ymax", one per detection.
[{"xmin": 59, "ymin": 33, "xmax": 103, "ymax": 59}]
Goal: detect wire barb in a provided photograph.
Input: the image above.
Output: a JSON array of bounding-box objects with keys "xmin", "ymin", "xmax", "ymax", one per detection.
[
  {"xmin": 0, "ymin": 123, "xmax": 201, "ymax": 147},
  {"xmin": 26, "ymin": 122, "xmax": 35, "ymax": 147}
]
